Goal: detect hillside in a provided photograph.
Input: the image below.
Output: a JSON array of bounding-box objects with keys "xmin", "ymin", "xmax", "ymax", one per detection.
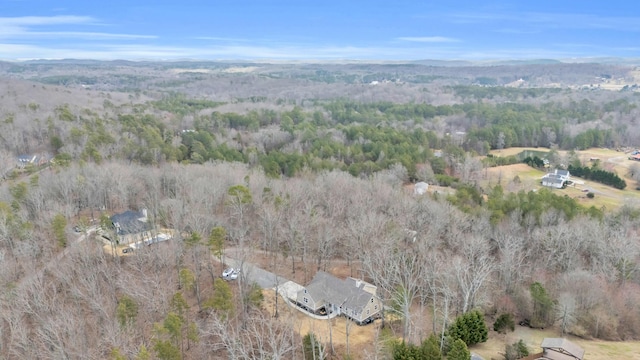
[{"xmin": 0, "ymin": 61, "xmax": 640, "ymax": 359}]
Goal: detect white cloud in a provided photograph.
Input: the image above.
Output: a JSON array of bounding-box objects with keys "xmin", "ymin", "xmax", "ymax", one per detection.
[
  {"xmin": 194, "ymin": 36, "xmax": 250, "ymax": 42},
  {"xmin": 0, "ymin": 42, "xmax": 402, "ymax": 61},
  {"xmin": 0, "ymin": 15, "xmax": 95, "ymax": 26},
  {"xmin": 0, "ymin": 15, "xmax": 154, "ymax": 41},
  {"xmin": 0, "ymin": 41, "xmax": 573, "ymax": 61},
  {"xmin": 493, "ymin": 28, "xmax": 540, "ymax": 35},
  {"xmin": 0, "ymin": 39, "xmax": 625, "ymax": 61},
  {"xmin": 397, "ymin": 36, "xmax": 460, "ymax": 43},
  {"xmin": 447, "ymin": 11, "xmax": 640, "ymax": 32},
  {"xmin": 14, "ymin": 31, "xmax": 157, "ymax": 40}
]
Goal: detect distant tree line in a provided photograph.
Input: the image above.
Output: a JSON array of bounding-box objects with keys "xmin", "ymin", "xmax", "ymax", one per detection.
[
  {"xmin": 42, "ymin": 93, "xmax": 639, "ymax": 184},
  {"xmin": 486, "ymin": 185, "xmax": 602, "ymax": 225},
  {"xmin": 483, "ymin": 154, "xmax": 520, "ymax": 167},
  {"xmin": 450, "ymin": 85, "xmax": 562, "ymax": 100}
]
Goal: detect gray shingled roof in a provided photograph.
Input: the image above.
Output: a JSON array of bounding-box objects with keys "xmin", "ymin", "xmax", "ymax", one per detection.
[
  {"xmin": 541, "ymin": 338, "xmax": 584, "ymax": 360},
  {"xmin": 111, "ymin": 210, "xmax": 151, "ymax": 235},
  {"xmin": 543, "ymin": 173, "xmax": 565, "ymax": 186},
  {"xmin": 305, "ymin": 271, "xmax": 375, "ymax": 311}
]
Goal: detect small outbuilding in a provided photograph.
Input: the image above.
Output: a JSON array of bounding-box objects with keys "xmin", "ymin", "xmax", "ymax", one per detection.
[
  {"xmin": 414, "ymin": 181, "xmax": 429, "ymax": 195},
  {"xmin": 537, "ymin": 338, "xmax": 584, "ymax": 360}
]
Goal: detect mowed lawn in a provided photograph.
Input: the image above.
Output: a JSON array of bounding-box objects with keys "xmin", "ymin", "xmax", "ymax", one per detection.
[
  {"xmin": 471, "ymin": 326, "xmax": 640, "ymax": 360},
  {"xmin": 484, "ymin": 147, "xmax": 640, "ymax": 209}
]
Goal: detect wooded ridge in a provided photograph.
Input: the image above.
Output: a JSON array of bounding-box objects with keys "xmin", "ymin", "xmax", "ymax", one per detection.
[{"xmin": 0, "ymin": 60, "xmax": 639, "ymax": 359}]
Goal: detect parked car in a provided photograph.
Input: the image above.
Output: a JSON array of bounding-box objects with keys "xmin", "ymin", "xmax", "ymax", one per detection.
[
  {"xmin": 222, "ymin": 267, "xmax": 240, "ymax": 280},
  {"xmin": 222, "ymin": 267, "xmax": 235, "ymax": 277},
  {"xmin": 358, "ymin": 317, "xmax": 374, "ymax": 326}
]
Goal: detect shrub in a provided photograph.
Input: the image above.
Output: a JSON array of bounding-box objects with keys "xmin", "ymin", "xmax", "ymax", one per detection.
[
  {"xmin": 503, "ymin": 339, "xmax": 529, "ymax": 360},
  {"xmin": 494, "ymin": 313, "xmax": 515, "ymax": 334},
  {"xmin": 587, "ymin": 192, "xmax": 595, "ymax": 198},
  {"xmin": 447, "ymin": 339, "xmax": 471, "ymax": 360},
  {"xmin": 420, "ymin": 334, "xmax": 442, "ymax": 360},
  {"xmin": 435, "ymin": 174, "xmax": 459, "ymax": 187},
  {"xmin": 447, "ymin": 310, "xmax": 488, "ymax": 346}
]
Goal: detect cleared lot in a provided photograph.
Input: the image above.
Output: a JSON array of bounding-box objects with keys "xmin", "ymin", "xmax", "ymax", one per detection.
[{"xmin": 486, "ymin": 147, "xmax": 640, "ymax": 209}]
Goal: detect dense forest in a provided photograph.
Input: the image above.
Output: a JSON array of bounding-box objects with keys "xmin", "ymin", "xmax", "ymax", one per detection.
[{"xmin": 0, "ymin": 60, "xmax": 639, "ymax": 359}]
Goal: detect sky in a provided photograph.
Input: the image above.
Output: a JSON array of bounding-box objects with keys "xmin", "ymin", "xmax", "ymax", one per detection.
[{"xmin": 1, "ymin": 0, "xmax": 640, "ymax": 61}]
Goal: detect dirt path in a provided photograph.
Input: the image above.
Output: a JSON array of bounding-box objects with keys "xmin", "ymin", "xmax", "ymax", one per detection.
[{"xmin": 224, "ymin": 246, "xmax": 362, "ymax": 286}]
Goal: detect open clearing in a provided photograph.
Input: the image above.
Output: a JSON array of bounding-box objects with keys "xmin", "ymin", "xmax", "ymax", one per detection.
[
  {"xmin": 486, "ymin": 147, "xmax": 640, "ymax": 209},
  {"xmin": 258, "ymin": 258, "xmax": 640, "ymax": 360},
  {"xmin": 262, "ymin": 289, "xmax": 381, "ymax": 359},
  {"xmin": 264, "ymin": 284, "xmax": 640, "ymax": 360},
  {"xmin": 472, "ymin": 326, "xmax": 640, "ymax": 360}
]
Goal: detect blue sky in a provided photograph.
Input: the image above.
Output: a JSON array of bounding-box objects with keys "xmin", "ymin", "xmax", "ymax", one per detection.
[{"xmin": 1, "ymin": 0, "xmax": 640, "ymax": 61}]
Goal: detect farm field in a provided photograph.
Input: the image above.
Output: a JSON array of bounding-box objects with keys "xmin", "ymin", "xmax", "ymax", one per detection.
[{"xmin": 486, "ymin": 147, "xmax": 640, "ymax": 209}]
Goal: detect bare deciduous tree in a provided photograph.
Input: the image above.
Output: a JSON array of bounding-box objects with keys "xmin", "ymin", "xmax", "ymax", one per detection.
[{"xmin": 452, "ymin": 235, "xmax": 495, "ymax": 314}]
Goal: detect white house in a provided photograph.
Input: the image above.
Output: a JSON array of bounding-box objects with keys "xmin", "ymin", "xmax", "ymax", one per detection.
[{"xmin": 542, "ymin": 169, "xmax": 571, "ymax": 189}]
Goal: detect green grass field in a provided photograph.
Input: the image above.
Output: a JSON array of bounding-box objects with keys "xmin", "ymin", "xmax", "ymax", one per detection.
[{"xmin": 486, "ymin": 147, "xmax": 640, "ymax": 210}]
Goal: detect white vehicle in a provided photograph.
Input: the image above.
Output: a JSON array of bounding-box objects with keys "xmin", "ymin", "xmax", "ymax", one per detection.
[{"xmin": 222, "ymin": 267, "xmax": 240, "ymax": 280}]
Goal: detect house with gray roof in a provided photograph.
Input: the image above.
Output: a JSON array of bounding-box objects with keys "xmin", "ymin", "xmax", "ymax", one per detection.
[
  {"xmin": 296, "ymin": 271, "xmax": 381, "ymax": 325},
  {"xmin": 542, "ymin": 169, "xmax": 571, "ymax": 189},
  {"xmin": 110, "ymin": 209, "xmax": 153, "ymax": 245}
]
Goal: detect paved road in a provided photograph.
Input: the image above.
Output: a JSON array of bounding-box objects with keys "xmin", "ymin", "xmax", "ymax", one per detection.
[{"xmin": 221, "ymin": 253, "xmax": 289, "ymax": 289}]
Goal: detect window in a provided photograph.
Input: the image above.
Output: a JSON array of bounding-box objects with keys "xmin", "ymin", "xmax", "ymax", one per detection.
[
  {"xmin": 367, "ymin": 309, "xmax": 370, "ymax": 315},
  {"xmin": 371, "ymin": 298, "xmax": 374, "ymax": 303},
  {"xmin": 375, "ymin": 305, "xmax": 378, "ymax": 310},
  {"xmin": 304, "ymin": 298, "xmax": 308, "ymax": 303},
  {"xmin": 304, "ymin": 289, "xmax": 307, "ymax": 293}
]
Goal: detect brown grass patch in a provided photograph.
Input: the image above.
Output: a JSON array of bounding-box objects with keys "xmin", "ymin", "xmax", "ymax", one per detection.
[
  {"xmin": 472, "ymin": 326, "xmax": 640, "ymax": 360},
  {"xmin": 484, "ymin": 147, "xmax": 640, "ymax": 210},
  {"xmin": 481, "ymin": 163, "xmax": 545, "ymax": 192},
  {"xmin": 262, "ymin": 288, "xmax": 381, "ymax": 360}
]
